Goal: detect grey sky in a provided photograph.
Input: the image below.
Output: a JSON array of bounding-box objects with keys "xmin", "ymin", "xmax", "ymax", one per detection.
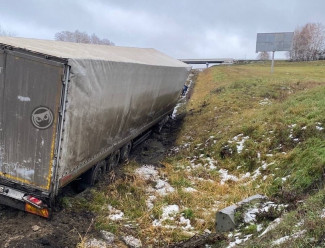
[{"xmin": 1, "ymin": 0, "xmax": 325, "ymax": 60}]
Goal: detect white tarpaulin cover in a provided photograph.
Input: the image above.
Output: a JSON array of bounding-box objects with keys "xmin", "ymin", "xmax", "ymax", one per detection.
[{"xmin": 0, "ymin": 37, "xmax": 190, "ymax": 188}]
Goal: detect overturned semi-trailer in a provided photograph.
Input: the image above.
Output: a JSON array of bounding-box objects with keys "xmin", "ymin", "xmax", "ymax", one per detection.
[{"xmin": 0, "ymin": 37, "xmax": 190, "ymax": 217}]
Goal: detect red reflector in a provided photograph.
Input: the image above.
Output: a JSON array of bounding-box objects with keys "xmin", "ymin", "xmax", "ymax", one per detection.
[
  {"xmin": 23, "ymin": 195, "xmax": 43, "ymax": 208},
  {"xmin": 28, "ymin": 196, "xmax": 42, "ymax": 205}
]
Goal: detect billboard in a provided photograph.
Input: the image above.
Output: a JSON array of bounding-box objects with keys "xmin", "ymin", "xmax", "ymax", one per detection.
[{"xmin": 256, "ymin": 32, "xmax": 294, "ymax": 52}]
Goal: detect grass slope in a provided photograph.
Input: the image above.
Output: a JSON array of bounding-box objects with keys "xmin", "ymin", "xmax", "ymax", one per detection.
[{"xmin": 68, "ymin": 61, "xmax": 325, "ymax": 247}]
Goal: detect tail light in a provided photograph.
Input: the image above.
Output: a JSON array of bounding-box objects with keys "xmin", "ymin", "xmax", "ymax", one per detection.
[
  {"xmin": 23, "ymin": 195, "xmax": 43, "ymax": 207},
  {"xmin": 25, "ymin": 203, "xmax": 50, "ymax": 218},
  {"xmin": 23, "ymin": 195, "xmax": 50, "ymax": 218}
]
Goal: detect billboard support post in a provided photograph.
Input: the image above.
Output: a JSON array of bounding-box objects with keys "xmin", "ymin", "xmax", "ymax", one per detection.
[{"xmin": 271, "ymin": 51, "xmax": 275, "ymax": 74}]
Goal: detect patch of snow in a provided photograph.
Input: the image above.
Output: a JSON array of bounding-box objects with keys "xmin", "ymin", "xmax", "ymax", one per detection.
[
  {"xmin": 316, "ymin": 125, "xmax": 324, "ymax": 131},
  {"xmin": 162, "ymin": 205, "xmax": 179, "ymax": 219},
  {"xmin": 107, "ymin": 205, "xmax": 124, "ymax": 221},
  {"xmin": 227, "ymin": 234, "xmax": 252, "ymax": 248},
  {"xmin": 183, "ymin": 187, "xmax": 197, "ymax": 193},
  {"xmin": 281, "ymin": 175, "xmax": 291, "ymax": 184},
  {"xmin": 271, "ymin": 230, "xmax": 306, "ymax": 246},
  {"xmin": 172, "ymin": 103, "xmax": 182, "ymax": 119},
  {"xmin": 259, "ymin": 218, "xmax": 281, "ymax": 237},
  {"xmin": 85, "ymin": 238, "xmax": 107, "ymax": 248},
  {"xmin": 219, "ymin": 169, "xmax": 238, "ymax": 185},
  {"xmin": 272, "ymin": 235, "xmax": 290, "ymax": 246},
  {"xmin": 135, "ymin": 165, "xmax": 159, "ymax": 181},
  {"xmin": 146, "ymin": 195, "xmax": 156, "ymax": 210},
  {"xmin": 235, "ymin": 136, "xmax": 249, "ymax": 154},
  {"xmin": 155, "ymin": 179, "xmax": 175, "ymax": 196},
  {"xmin": 205, "ymin": 157, "xmax": 218, "ymax": 170},
  {"xmin": 259, "ymin": 98, "xmax": 271, "ymax": 105},
  {"xmin": 256, "ymin": 224, "xmax": 263, "ymax": 232},
  {"xmin": 321, "ymin": 209, "xmax": 325, "ymax": 218},
  {"xmin": 179, "ymin": 215, "xmax": 193, "ymax": 230},
  {"xmin": 252, "ymin": 167, "xmax": 261, "ymax": 180},
  {"xmin": 244, "ymin": 208, "xmax": 260, "ymax": 223},
  {"xmin": 241, "ymin": 172, "xmax": 251, "ymax": 179}
]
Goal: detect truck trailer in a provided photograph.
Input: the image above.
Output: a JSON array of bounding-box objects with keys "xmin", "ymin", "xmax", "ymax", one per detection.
[{"xmin": 0, "ymin": 37, "xmax": 190, "ymax": 217}]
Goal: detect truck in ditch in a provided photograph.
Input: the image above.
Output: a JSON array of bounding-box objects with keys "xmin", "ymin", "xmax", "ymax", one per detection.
[{"xmin": 0, "ymin": 37, "xmax": 189, "ymax": 217}]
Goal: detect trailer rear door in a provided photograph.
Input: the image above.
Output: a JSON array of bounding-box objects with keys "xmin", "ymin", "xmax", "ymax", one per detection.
[{"xmin": 0, "ymin": 51, "xmax": 64, "ymax": 191}]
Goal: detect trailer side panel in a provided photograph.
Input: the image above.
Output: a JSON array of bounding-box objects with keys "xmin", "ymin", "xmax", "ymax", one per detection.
[{"xmin": 58, "ymin": 59, "xmax": 188, "ymax": 185}]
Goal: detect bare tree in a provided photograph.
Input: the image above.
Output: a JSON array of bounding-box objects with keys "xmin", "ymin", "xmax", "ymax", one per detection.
[
  {"xmin": 0, "ymin": 25, "xmax": 14, "ymax": 37},
  {"xmin": 290, "ymin": 23, "xmax": 325, "ymax": 61},
  {"xmin": 55, "ymin": 30, "xmax": 114, "ymax": 45},
  {"xmin": 256, "ymin": 51, "xmax": 270, "ymax": 60}
]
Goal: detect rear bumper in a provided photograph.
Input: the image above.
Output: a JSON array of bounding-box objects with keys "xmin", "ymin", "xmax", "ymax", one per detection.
[
  {"xmin": 0, "ymin": 184, "xmax": 50, "ymax": 218},
  {"xmin": 0, "ymin": 184, "xmax": 26, "ymax": 203},
  {"xmin": 0, "ymin": 194, "xmax": 25, "ymax": 211}
]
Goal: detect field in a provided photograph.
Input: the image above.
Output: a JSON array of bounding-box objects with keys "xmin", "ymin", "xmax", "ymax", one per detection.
[{"xmin": 1, "ymin": 60, "xmax": 324, "ymax": 248}]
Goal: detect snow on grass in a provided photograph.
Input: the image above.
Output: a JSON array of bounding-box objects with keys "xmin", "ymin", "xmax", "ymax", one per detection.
[
  {"xmin": 271, "ymin": 230, "xmax": 306, "ymax": 246},
  {"xmin": 188, "ymin": 156, "xmax": 218, "ymax": 171},
  {"xmin": 152, "ymin": 204, "xmax": 194, "ymax": 230},
  {"xmin": 183, "ymin": 187, "xmax": 198, "ymax": 193},
  {"xmin": 135, "ymin": 165, "xmax": 159, "ymax": 180},
  {"xmin": 227, "ymin": 234, "xmax": 252, "ymax": 248},
  {"xmin": 259, "ymin": 98, "xmax": 272, "ymax": 105},
  {"xmin": 243, "ymin": 202, "xmax": 287, "ymax": 224},
  {"xmin": 219, "ymin": 169, "xmax": 238, "ymax": 185},
  {"xmin": 229, "ymin": 134, "xmax": 250, "ymax": 154},
  {"xmin": 272, "ymin": 235, "xmax": 290, "ymax": 246},
  {"xmin": 135, "ymin": 165, "xmax": 175, "ymax": 210},
  {"xmin": 146, "ymin": 195, "xmax": 156, "ymax": 210},
  {"xmin": 107, "ymin": 205, "xmax": 124, "ymax": 221},
  {"xmin": 155, "ymin": 179, "xmax": 175, "ymax": 196},
  {"xmin": 320, "ymin": 209, "xmax": 325, "ymax": 218},
  {"xmin": 258, "ymin": 218, "xmax": 282, "ymax": 237},
  {"xmin": 316, "ymin": 123, "xmax": 324, "ymax": 131},
  {"xmin": 172, "ymin": 103, "xmax": 182, "ymax": 119}
]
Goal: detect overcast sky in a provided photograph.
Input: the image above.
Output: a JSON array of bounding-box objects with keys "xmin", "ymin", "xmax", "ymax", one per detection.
[{"xmin": 1, "ymin": 0, "xmax": 325, "ymax": 60}]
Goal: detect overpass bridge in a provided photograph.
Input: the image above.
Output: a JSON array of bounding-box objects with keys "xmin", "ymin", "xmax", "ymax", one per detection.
[{"xmin": 179, "ymin": 58, "xmax": 234, "ymax": 68}]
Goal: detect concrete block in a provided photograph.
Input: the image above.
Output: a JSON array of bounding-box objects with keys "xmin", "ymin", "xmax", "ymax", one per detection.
[{"xmin": 216, "ymin": 194, "xmax": 266, "ymax": 232}]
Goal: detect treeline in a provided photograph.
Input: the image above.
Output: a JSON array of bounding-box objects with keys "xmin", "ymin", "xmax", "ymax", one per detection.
[
  {"xmin": 54, "ymin": 30, "xmax": 114, "ymax": 46},
  {"xmin": 289, "ymin": 22, "xmax": 325, "ymax": 61}
]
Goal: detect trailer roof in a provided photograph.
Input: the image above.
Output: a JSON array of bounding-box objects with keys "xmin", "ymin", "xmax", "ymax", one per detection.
[{"xmin": 0, "ymin": 37, "xmax": 189, "ymax": 68}]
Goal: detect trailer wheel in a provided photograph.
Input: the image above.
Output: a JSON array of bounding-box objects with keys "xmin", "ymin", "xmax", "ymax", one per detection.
[
  {"xmin": 85, "ymin": 160, "xmax": 106, "ymax": 186},
  {"xmin": 107, "ymin": 149, "xmax": 120, "ymax": 171},
  {"xmin": 120, "ymin": 142, "xmax": 132, "ymax": 162}
]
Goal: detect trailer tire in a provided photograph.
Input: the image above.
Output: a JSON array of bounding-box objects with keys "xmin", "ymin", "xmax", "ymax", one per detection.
[
  {"xmin": 84, "ymin": 160, "xmax": 106, "ymax": 186},
  {"xmin": 120, "ymin": 142, "xmax": 132, "ymax": 162},
  {"xmin": 107, "ymin": 149, "xmax": 120, "ymax": 171}
]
